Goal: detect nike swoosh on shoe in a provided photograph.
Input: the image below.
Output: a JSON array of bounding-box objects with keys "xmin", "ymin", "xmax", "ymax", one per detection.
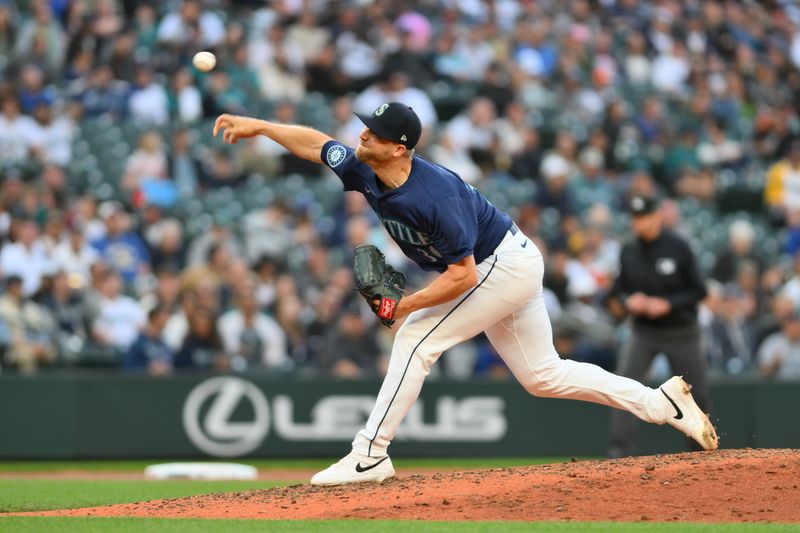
[
  {"xmin": 355, "ymin": 456, "xmax": 389, "ymax": 473},
  {"xmin": 660, "ymin": 388, "xmax": 684, "ymax": 420}
]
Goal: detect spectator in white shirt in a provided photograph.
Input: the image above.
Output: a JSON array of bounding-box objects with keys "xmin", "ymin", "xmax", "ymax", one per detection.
[
  {"xmin": 91, "ymin": 270, "xmax": 146, "ymax": 351},
  {"xmin": 0, "ymin": 219, "xmax": 54, "ymax": 297},
  {"xmin": 157, "ymin": 0, "xmax": 225, "ymax": 50},
  {"xmin": 697, "ymin": 119, "xmax": 744, "ymax": 170},
  {"xmin": 651, "ymin": 41, "xmax": 690, "ymax": 94},
  {"xmin": 40, "ymin": 210, "xmax": 66, "ymax": 256},
  {"xmin": 442, "ymin": 97, "xmax": 498, "ymax": 168},
  {"xmin": 74, "ymin": 195, "xmax": 107, "ymax": 243},
  {"xmin": 429, "ymin": 135, "xmax": 482, "ymax": 185},
  {"xmin": 122, "ymin": 131, "xmax": 168, "ymax": 192},
  {"xmin": 170, "ymin": 69, "xmax": 203, "ymax": 124},
  {"xmin": 12, "ymin": 1, "xmax": 64, "ymax": 76},
  {"xmin": 334, "ymin": 12, "xmax": 382, "ymax": 88},
  {"xmin": 31, "ymin": 102, "xmax": 74, "ymax": 166},
  {"xmin": 0, "ymin": 96, "xmax": 40, "ymax": 165},
  {"xmin": 248, "ymin": 24, "xmax": 306, "ymax": 102},
  {"xmin": 285, "ymin": 9, "xmax": 330, "ymax": 63},
  {"xmin": 128, "ymin": 65, "xmax": 169, "ymax": 127},
  {"xmin": 623, "ymin": 33, "xmax": 651, "ymax": 87},
  {"xmin": 493, "ymin": 100, "xmax": 532, "ymax": 159},
  {"xmin": 758, "ymin": 308, "xmax": 800, "ymax": 380},
  {"xmin": 454, "ymin": 25, "xmax": 497, "ymax": 81},
  {"xmin": 647, "ymin": 7, "xmax": 675, "ymax": 54},
  {"xmin": 218, "ymin": 289, "xmax": 288, "ymax": 371},
  {"xmin": 241, "ymin": 202, "xmax": 293, "ymax": 264},
  {"xmin": 52, "ymin": 225, "xmax": 99, "ymax": 290},
  {"xmin": 0, "ymin": 275, "xmax": 56, "ymax": 373}
]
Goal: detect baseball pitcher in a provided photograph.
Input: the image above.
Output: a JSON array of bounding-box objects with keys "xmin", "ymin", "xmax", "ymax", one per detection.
[{"xmin": 213, "ymin": 102, "xmax": 718, "ymax": 486}]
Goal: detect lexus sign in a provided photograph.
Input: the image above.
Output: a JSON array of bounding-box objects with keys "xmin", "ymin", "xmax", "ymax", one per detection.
[
  {"xmin": 182, "ymin": 377, "xmax": 270, "ymax": 457},
  {"xmin": 182, "ymin": 377, "xmax": 507, "ymax": 457}
]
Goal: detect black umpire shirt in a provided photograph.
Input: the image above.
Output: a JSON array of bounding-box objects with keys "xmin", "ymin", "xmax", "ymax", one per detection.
[{"xmin": 611, "ymin": 229, "xmax": 707, "ymax": 328}]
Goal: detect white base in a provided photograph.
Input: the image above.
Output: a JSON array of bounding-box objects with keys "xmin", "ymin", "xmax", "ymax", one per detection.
[{"xmin": 144, "ymin": 462, "xmax": 258, "ymax": 480}]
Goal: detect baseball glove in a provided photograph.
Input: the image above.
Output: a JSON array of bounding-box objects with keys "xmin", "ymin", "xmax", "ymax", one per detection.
[{"xmin": 353, "ymin": 244, "xmax": 406, "ymax": 327}]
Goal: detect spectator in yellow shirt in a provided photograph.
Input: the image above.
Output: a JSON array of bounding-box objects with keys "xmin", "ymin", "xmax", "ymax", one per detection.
[{"xmin": 765, "ymin": 139, "xmax": 800, "ymax": 224}]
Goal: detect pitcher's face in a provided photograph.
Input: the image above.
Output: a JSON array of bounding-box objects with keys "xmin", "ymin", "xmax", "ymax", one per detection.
[{"xmin": 355, "ymin": 127, "xmax": 400, "ymax": 164}]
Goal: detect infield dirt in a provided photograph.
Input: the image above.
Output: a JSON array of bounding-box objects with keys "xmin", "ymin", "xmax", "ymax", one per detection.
[{"xmin": 16, "ymin": 449, "xmax": 800, "ymax": 522}]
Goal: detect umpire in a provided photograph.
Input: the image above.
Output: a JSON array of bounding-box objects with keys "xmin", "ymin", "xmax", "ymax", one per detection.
[{"xmin": 607, "ymin": 195, "xmax": 712, "ymax": 456}]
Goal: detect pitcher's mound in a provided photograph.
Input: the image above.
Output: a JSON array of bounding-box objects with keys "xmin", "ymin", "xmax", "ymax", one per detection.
[{"xmin": 25, "ymin": 449, "xmax": 800, "ymax": 522}]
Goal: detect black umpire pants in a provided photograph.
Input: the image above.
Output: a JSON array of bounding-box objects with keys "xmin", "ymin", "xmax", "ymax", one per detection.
[{"xmin": 609, "ymin": 322, "xmax": 713, "ymax": 455}]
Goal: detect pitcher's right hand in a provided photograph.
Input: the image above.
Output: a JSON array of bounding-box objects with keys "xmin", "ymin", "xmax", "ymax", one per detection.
[{"xmin": 213, "ymin": 114, "xmax": 263, "ymax": 144}]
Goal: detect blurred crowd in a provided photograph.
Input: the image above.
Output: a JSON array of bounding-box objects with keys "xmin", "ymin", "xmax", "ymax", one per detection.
[{"xmin": 1, "ymin": 0, "xmax": 800, "ymax": 380}]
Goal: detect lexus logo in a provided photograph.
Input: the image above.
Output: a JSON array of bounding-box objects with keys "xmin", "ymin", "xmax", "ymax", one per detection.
[{"xmin": 182, "ymin": 377, "xmax": 269, "ymax": 457}]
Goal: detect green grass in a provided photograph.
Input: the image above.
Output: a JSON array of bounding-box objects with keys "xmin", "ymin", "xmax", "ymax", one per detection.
[
  {"xmin": 0, "ymin": 518, "xmax": 796, "ymax": 533},
  {"xmin": 0, "ymin": 479, "xmax": 290, "ymax": 513},
  {"xmin": 0, "ymin": 456, "xmax": 585, "ymax": 473}
]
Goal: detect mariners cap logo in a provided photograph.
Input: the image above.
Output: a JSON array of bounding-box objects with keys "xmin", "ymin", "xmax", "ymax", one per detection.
[
  {"xmin": 629, "ymin": 195, "xmax": 658, "ymax": 215},
  {"xmin": 374, "ymin": 103, "xmax": 389, "ymax": 116}
]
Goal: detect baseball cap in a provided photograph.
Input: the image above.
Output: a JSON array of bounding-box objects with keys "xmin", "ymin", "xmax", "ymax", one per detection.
[
  {"xmin": 628, "ymin": 195, "xmax": 659, "ymax": 216},
  {"xmin": 540, "ymin": 154, "xmax": 570, "ymax": 179},
  {"xmin": 729, "ymin": 219, "xmax": 754, "ymax": 243},
  {"xmin": 355, "ymin": 102, "xmax": 422, "ymax": 149}
]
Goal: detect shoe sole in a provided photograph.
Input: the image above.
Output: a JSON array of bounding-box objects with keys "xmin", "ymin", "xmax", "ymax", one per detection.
[
  {"xmin": 675, "ymin": 377, "xmax": 719, "ymax": 451},
  {"xmin": 310, "ymin": 471, "xmax": 396, "ymax": 486}
]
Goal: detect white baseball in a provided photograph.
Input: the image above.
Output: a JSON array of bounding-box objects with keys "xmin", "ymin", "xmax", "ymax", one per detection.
[{"xmin": 193, "ymin": 51, "xmax": 217, "ymax": 72}]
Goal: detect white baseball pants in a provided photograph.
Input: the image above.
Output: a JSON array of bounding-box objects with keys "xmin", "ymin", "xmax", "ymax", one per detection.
[{"xmin": 352, "ymin": 229, "xmax": 670, "ymax": 458}]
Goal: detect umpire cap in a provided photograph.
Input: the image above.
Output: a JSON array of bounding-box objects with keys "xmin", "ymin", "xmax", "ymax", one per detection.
[
  {"xmin": 628, "ymin": 195, "xmax": 659, "ymax": 216},
  {"xmin": 355, "ymin": 102, "xmax": 422, "ymax": 149}
]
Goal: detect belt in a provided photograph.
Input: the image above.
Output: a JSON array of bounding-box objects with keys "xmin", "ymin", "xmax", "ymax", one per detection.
[{"xmin": 509, "ymin": 223, "xmax": 519, "ymax": 236}]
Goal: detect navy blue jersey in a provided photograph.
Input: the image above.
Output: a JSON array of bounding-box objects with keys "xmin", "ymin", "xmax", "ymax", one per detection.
[{"xmin": 322, "ymin": 141, "xmax": 512, "ymax": 272}]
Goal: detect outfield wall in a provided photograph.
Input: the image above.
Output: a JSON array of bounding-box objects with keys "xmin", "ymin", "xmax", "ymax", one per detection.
[{"xmin": 1, "ymin": 373, "xmax": 797, "ymax": 458}]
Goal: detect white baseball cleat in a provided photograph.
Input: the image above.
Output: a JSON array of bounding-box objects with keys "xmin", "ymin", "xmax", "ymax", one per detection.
[
  {"xmin": 659, "ymin": 376, "xmax": 719, "ymax": 451},
  {"xmin": 310, "ymin": 450, "xmax": 395, "ymax": 486}
]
